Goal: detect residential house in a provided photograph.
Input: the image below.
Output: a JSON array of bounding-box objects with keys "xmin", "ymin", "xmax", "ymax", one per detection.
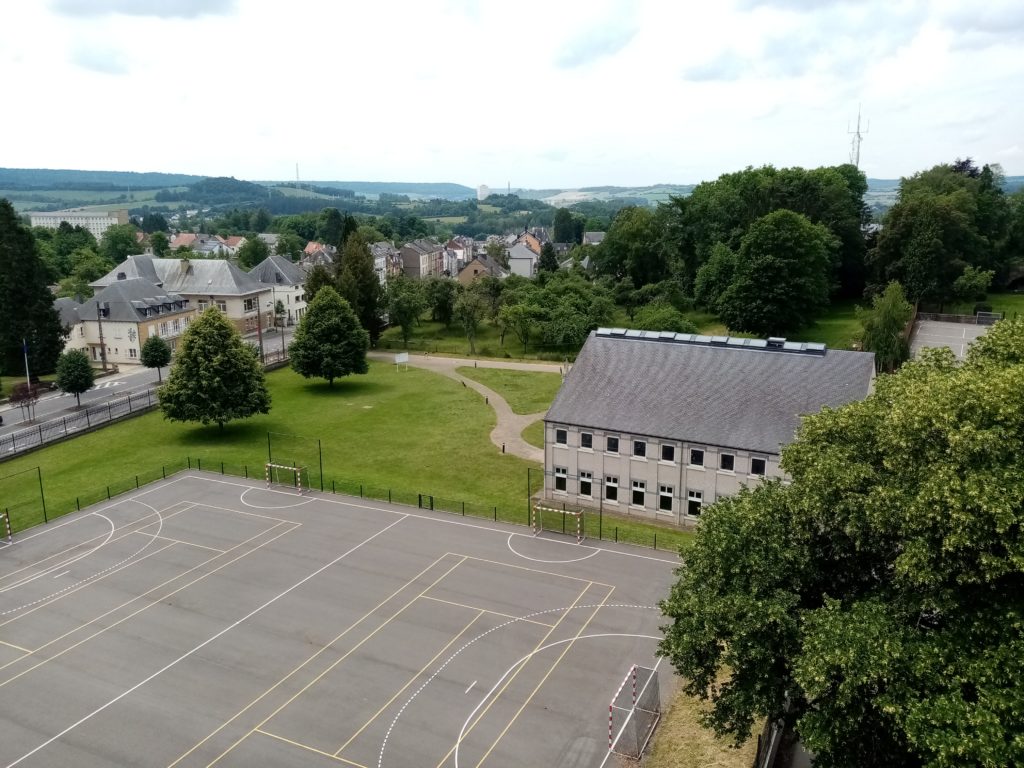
[
  {"xmin": 59, "ymin": 278, "xmax": 197, "ymax": 365},
  {"xmin": 91, "ymin": 255, "xmax": 273, "ymax": 337},
  {"xmin": 516, "ymin": 227, "xmax": 550, "ymax": 256},
  {"xmin": 170, "ymin": 232, "xmax": 227, "ymax": 256},
  {"xmin": 457, "ymin": 254, "xmax": 508, "ymax": 286},
  {"xmin": 257, "ymin": 233, "xmax": 280, "ymax": 253},
  {"xmin": 303, "ymin": 241, "xmax": 336, "ymax": 258},
  {"xmin": 220, "ymin": 235, "xmax": 248, "ymax": 256},
  {"xmin": 507, "ymin": 242, "xmax": 538, "ymax": 278},
  {"xmin": 400, "ymin": 239, "xmax": 444, "ymax": 279},
  {"xmin": 543, "ymin": 330, "xmax": 875, "ymax": 524},
  {"xmin": 301, "ymin": 249, "xmax": 335, "ymax": 270},
  {"xmin": 582, "ymin": 231, "xmax": 606, "ymax": 246},
  {"xmin": 369, "ymin": 241, "xmax": 403, "ymax": 285},
  {"xmin": 248, "ymin": 255, "xmax": 308, "ymax": 326}
]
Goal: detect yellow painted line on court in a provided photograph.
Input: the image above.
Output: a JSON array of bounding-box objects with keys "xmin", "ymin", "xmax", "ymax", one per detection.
[
  {"xmin": 0, "ymin": 542, "xmax": 178, "ymax": 633},
  {"xmin": 457, "ymin": 552, "xmax": 616, "ymax": 590},
  {"xmin": 168, "ymin": 552, "xmax": 458, "ymax": 768},
  {"xmin": 130, "ymin": 531, "xmax": 226, "ymax": 554},
  {"xmin": 0, "ymin": 501, "xmax": 194, "ymax": 585},
  {"xmin": 0, "ymin": 638, "xmax": 31, "ymax": 654},
  {"xmin": 0, "ymin": 522, "xmax": 297, "ymax": 684},
  {"xmin": 433, "ymin": 581, "xmax": 594, "ymax": 768},
  {"xmin": 204, "ymin": 556, "xmax": 469, "ymax": 768},
  {"xmin": 334, "ymin": 609, "xmax": 485, "ymax": 756},
  {"xmin": 419, "ymin": 595, "xmax": 556, "ymax": 628},
  {"xmin": 254, "ymin": 729, "xmax": 368, "ymax": 767},
  {"xmin": 473, "ymin": 586, "xmax": 614, "ymax": 768}
]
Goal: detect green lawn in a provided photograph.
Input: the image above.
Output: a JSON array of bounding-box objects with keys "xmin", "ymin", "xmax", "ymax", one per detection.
[
  {"xmin": 1, "ymin": 373, "xmax": 56, "ymax": 400},
  {"xmin": 457, "ymin": 367, "xmax": 563, "ymax": 414},
  {"xmin": 378, "ymin": 318, "xmax": 537, "ymax": 359},
  {"xmin": 0, "ymin": 362, "xmax": 690, "ymax": 552},
  {"xmin": 522, "ymin": 420, "xmax": 544, "ymax": 449},
  {"xmin": 792, "ymin": 299, "xmax": 862, "ymax": 349}
]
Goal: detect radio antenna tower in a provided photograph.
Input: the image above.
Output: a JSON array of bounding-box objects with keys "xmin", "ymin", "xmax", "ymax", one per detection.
[{"xmin": 848, "ymin": 107, "xmax": 869, "ymax": 168}]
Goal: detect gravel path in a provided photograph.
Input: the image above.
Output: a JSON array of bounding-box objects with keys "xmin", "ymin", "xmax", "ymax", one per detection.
[{"xmin": 368, "ymin": 352, "xmax": 565, "ymax": 463}]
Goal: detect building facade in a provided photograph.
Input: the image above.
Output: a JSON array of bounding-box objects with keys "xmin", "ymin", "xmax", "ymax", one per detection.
[
  {"xmin": 29, "ymin": 208, "xmax": 129, "ymax": 240},
  {"xmin": 543, "ymin": 330, "xmax": 875, "ymax": 525}
]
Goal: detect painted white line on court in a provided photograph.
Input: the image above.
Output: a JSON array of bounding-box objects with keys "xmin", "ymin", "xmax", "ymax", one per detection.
[
  {"xmin": 464, "ymin": 681, "xmax": 476, "ymax": 694},
  {"xmin": 377, "ymin": 603, "xmax": 659, "ymax": 768},
  {"xmin": 506, "ymin": 533, "xmax": 600, "ymax": 564},
  {"xmin": 453, "ymin": 633, "xmax": 662, "ymax": 768},
  {"xmin": 189, "ymin": 474, "xmax": 679, "ymax": 565},
  {"xmin": 51, "ymin": 571, "xmax": 69, "ymax": 579},
  {"xmin": 239, "ymin": 487, "xmax": 314, "ymax": 510},
  {"xmin": 4, "ymin": 513, "xmax": 409, "ymax": 768},
  {"xmin": 598, "ymin": 656, "xmax": 665, "ymax": 768},
  {"xmin": 0, "ymin": 514, "xmax": 115, "ymax": 593}
]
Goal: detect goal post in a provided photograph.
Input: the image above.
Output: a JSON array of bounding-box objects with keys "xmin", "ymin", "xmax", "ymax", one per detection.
[
  {"xmin": 532, "ymin": 503, "xmax": 585, "ymax": 544},
  {"xmin": 608, "ymin": 664, "xmax": 662, "ymax": 760},
  {"xmin": 265, "ymin": 462, "xmax": 309, "ymax": 494},
  {"xmin": 266, "ymin": 431, "xmax": 323, "ymax": 492}
]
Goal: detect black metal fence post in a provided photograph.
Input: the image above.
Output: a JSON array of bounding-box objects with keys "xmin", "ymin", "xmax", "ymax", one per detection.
[{"xmin": 37, "ymin": 467, "xmax": 47, "ymax": 522}]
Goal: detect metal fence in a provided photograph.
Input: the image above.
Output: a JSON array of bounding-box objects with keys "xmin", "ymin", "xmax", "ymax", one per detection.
[{"xmin": 0, "ymin": 387, "xmax": 160, "ymax": 458}]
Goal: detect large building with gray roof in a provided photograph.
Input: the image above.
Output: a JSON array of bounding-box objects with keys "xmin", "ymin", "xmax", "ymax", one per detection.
[{"xmin": 543, "ymin": 329, "xmax": 875, "ymax": 524}]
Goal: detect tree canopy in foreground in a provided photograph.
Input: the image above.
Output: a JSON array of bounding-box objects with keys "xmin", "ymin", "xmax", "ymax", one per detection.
[
  {"xmin": 289, "ymin": 286, "xmax": 369, "ymax": 386},
  {"xmin": 158, "ymin": 308, "xmax": 270, "ymax": 428},
  {"xmin": 660, "ymin": 317, "xmax": 1024, "ymax": 768}
]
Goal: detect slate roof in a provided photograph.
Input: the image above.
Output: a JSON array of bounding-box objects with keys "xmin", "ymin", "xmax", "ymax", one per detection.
[
  {"xmin": 582, "ymin": 231, "xmax": 605, "ymax": 245},
  {"xmin": 507, "ymin": 243, "xmax": 536, "ymax": 262},
  {"xmin": 78, "ymin": 278, "xmax": 190, "ymax": 323},
  {"xmin": 54, "ymin": 297, "xmax": 81, "ymax": 329},
  {"xmin": 547, "ymin": 330, "xmax": 875, "ymax": 455},
  {"xmin": 91, "ymin": 255, "xmax": 266, "ymax": 296},
  {"xmin": 249, "ymin": 255, "xmax": 305, "ymax": 286}
]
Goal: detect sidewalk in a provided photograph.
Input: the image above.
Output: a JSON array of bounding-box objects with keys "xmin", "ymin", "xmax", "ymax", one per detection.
[{"xmin": 369, "ymin": 352, "xmax": 564, "ymax": 463}]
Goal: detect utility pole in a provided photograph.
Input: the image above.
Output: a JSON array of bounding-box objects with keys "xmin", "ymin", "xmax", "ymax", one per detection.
[
  {"xmin": 96, "ymin": 303, "xmax": 109, "ymax": 372},
  {"xmin": 848, "ymin": 106, "xmax": 869, "ymax": 169}
]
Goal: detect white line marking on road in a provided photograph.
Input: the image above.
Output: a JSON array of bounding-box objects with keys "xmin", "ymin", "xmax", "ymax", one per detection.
[
  {"xmin": 464, "ymin": 680, "xmax": 476, "ymax": 694},
  {"xmin": 52, "ymin": 571, "xmax": 69, "ymax": 579}
]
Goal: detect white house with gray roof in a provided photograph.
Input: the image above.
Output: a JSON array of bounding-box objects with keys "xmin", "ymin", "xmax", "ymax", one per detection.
[
  {"xmin": 543, "ymin": 329, "xmax": 875, "ymax": 524},
  {"xmin": 248, "ymin": 255, "xmax": 307, "ymax": 326},
  {"xmin": 58, "ymin": 278, "xmax": 197, "ymax": 365},
  {"xmin": 91, "ymin": 255, "xmax": 273, "ymax": 337}
]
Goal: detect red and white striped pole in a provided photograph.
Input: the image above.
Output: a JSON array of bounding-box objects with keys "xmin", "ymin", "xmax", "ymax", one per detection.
[{"xmin": 608, "ymin": 703, "xmax": 614, "ymax": 749}]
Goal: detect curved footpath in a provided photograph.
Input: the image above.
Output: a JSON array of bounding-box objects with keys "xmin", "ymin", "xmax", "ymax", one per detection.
[{"xmin": 368, "ymin": 352, "xmax": 565, "ymax": 463}]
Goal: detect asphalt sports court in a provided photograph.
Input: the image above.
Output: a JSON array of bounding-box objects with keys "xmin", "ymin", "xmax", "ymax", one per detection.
[
  {"xmin": 909, "ymin": 319, "xmax": 989, "ymax": 360},
  {"xmin": 0, "ymin": 472, "xmax": 677, "ymax": 767}
]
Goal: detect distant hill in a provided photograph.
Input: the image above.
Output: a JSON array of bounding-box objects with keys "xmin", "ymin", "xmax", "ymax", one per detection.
[
  {"xmin": 271, "ymin": 180, "xmax": 478, "ymax": 201},
  {"xmin": 0, "ymin": 167, "xmax": 203, "ymax": 190}
]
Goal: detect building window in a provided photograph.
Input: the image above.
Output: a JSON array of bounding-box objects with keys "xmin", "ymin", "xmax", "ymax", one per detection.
[
  {"xmin": 78, "ymin": 326, "xmax": 85, "ymax": 337},
  {"xmin": 581, "ymin": 432, "xmax": 593, "ymax": 450},
  {"xmin": 215, "ymin": 300, "xmax": 227, "ymax": 313},
  {"xmin": 605, "ymin": 476, "xmax": 618, "ymax": 502},
  {"xmin": 633, "ymin": 440, "xmax": 646, "ymax": 458},
  {"xmin": 244, "ymin": 297, "xmax": 257, "ymax": 312},
  {"xmin": 720, "ymin": 453, "xmax": 735, "ymax": 472},
  {"xmin": 631, "ymin": 480, "xmax": 646, "ymax": 506},
  {"xmin": 689, "ymin": 448, "xmax": 704, "ymax": 467},
  {"xmin": 160, "ymin": 322, "xmax": 169, "ymax": 336},
  {"xmin": 198, "ymin": 300, "xmax": 208, "ymax": 311},
  {"xmin": 661, "ymin": 444, "xmax": 675, "ymax": 463},
  {"xmin": 172, "ymin": 319, "xmax": 180, "ymax": 333},
  {"xmin": 659, "ymin": 485, "xmax": 673, "ymax": 512},
  {"xmin": 606, "ymin": 436, "xmax": 619, "ymax": 454},
  {"xmin": 579, "ymin": 471, "xmax": 592, "ymax": 497},
  {"xmin": 751, "ymin": 457, "xmax": 767, "ymax": 476},
  {"xmin": 687, "ymin": 490, "xmax": 703, "ymax": 517},
  {"xmin": 554, "ymin": 466, "xmax": 567, "ymax": 492},
  {"xmin": 555, "ymin": 429, "xmax": 567, "ymax": 445},
  {"xmin": 128, "ymin": 348, "xmax": 138, "ymax": 359}
]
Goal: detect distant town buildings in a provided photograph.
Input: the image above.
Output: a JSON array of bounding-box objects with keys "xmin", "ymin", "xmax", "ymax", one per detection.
[
  {"xmin": 28, "ymin": 208, "xmax": 129, "ymax": 240},
  {"xmin": 477, "ymin": 184, "xmax": 490, "ymax": 201}
]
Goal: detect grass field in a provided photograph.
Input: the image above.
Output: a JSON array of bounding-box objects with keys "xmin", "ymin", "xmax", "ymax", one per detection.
[
  {"xmin": 424, "ymin": 215, "xmax": 468, "ymax": 224},
  {"xmin": 378, "ymin": 318, "xmax": 537, "ymax": 359},
  {"xmin": 0, "ymin": 374, "xmax": 56, "ymax": 400},
  {"xmin": 522, "ymin": 419, "xmax": 544, "ymax": 448},
  {"xmin": 792, "ymin": 299, "xmax": 862, "ymax": 349},
  {"xmin": 477, "ymin": 204, "xmax": 501, "ymax": 213},
  {"xmin": 645, "ymin": 684, "xmax": 757, "ymax": 768},
  {"xmin": 456, "ymin": 367, "xmax": 563, "ymax": 414}
]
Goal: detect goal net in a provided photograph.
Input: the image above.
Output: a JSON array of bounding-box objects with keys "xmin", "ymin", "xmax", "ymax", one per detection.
[
  {"xmin": 608, "ymin": 665, "xmax": 661, "ymax": 759},
  {"xmin": 532, "ymin": 504, "xmax": 585, "ymax": 544},
  {"xmin": 265, "ymin": 463, "xmax": 309, "ymax": 493}
]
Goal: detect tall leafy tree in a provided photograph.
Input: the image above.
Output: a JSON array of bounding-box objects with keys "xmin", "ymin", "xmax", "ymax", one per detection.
[
  {"xmin": 319, "ymin": 207, "xmax": 344, "ymax": 247},
  {"xmin": 661, "ymin": 320, "xmax": 1024, "ymax": 767},
  {"xmin": 139, "ymin": 334, "xmax": 172, "ymax": 382},
  {"xmin": 712, "ymin": 210, "xmax": 836, "ymax": 336},
  {"xmin": 857, "ymin": 281, "xmax": 914, "ymax": 372},
  {"xmin": 386, "ymin": 277, "xmax": 425, "ymax": 347},
  {"xmin": 158, "ymin": 308, "xmax": 270, "ymax": 429},
  {"xmin": 538, "ymin": 242, "xmax": 559, "ymax": 273},
  {"xmin": 304, "ymin": 264, "xmax": 334, "ymax": 302},
  {"xmin": 0, "ymin": 199, "xmax": 67, "ymax": 376},
  {"xmin": 140, "ymin": 212, "xmax": 169, "ymax": 233},
  {"xmin": 150, "ymin": 230, "xmax": 170, "ymax": 257},
  {"xmin": 99, "ymin": 223, "xmax": 143, "ymax": 264},
  {"xmin": 336, "ymin": 233, "xmax": 382, "ymax": 342},
  {"xmin": 595, "ymin": 206, "xmax": 666, "ymax": 286},
  {"xmin": 422, "ymin": 276, "xmax": 457, "ymax": 327},
  {"xmin": 55, "ymin": 349, "xmax": 94, "ymax": 406},
  {"xmin": 453, "ymin": 286, "xmax": 487, "ymax": 355},
  {"xmin": 552, "ymin": 207, "xmax": 578, "ymax": 244},
  {"xmin": 289, "ymin": 286, "xmax": 369, "ymax": 387},
  {"xmin": 236, "ymin": 236, "xmax": 270, "ymax": 269}
]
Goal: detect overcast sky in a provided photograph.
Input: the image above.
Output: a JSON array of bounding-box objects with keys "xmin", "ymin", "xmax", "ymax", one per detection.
[{"xmin": 2, "ymin": 0, "xmax": 1022, "ymax": 188}]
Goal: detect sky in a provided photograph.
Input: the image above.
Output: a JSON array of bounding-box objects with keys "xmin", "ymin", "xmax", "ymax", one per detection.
[{"xmin": 2, "ymin": 0, "xmax": 1023, "ymax": 189}]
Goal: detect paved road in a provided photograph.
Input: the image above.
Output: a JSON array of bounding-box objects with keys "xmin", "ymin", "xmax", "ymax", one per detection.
[{"xmin": 369, "ymin": 352, "xmax": 565, "ymax": 463}]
